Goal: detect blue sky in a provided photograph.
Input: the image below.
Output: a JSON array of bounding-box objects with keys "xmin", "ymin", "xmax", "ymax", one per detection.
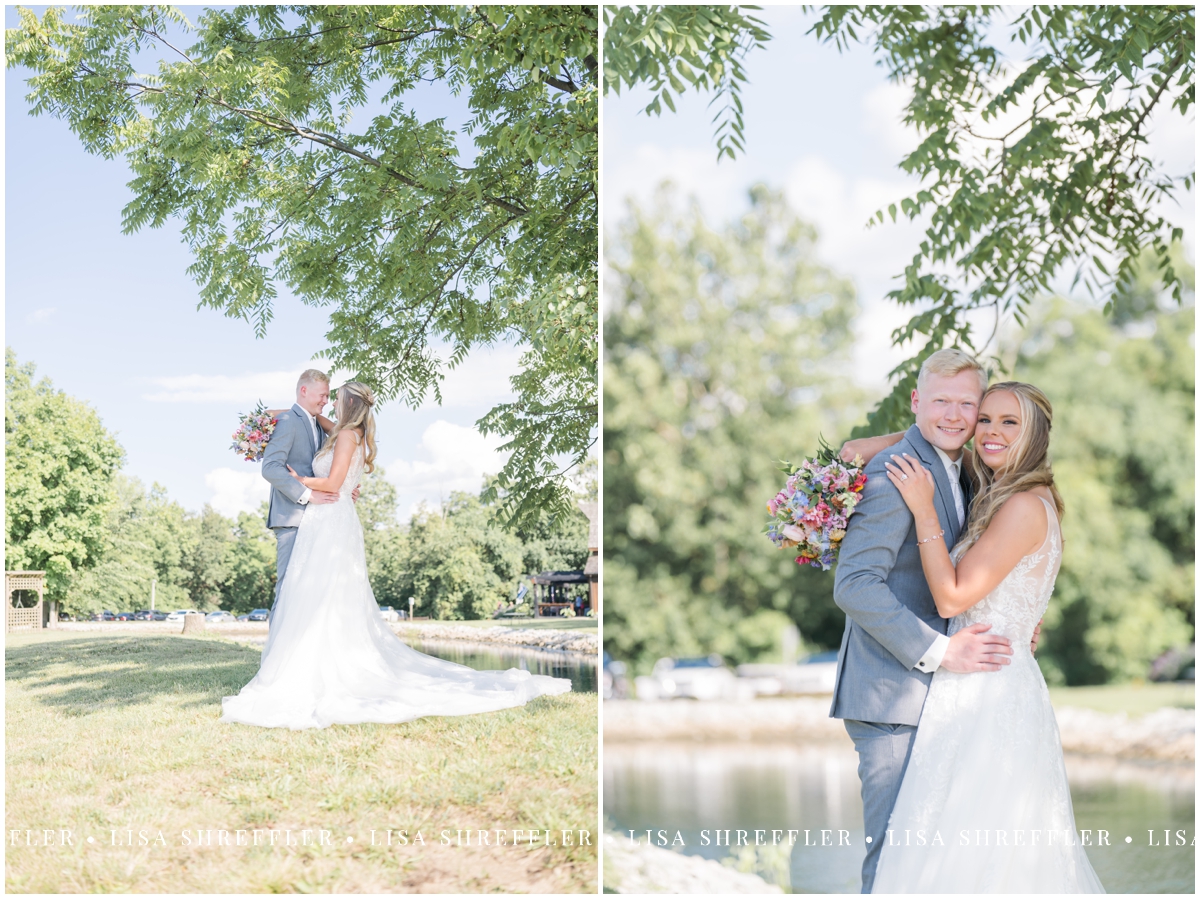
[
  {"xmin": 5, "ymin": 6, "xmax": 533, "ymax": 519},
  {"xmin": 604, "ymin": 6, "xmax": 1195, "ymax": 391}
]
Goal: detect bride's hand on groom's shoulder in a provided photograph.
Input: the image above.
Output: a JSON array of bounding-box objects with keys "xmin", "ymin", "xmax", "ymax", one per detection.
[{"xmin": 884, "ymin": 453, "xmax": 935, "ymax": 514}]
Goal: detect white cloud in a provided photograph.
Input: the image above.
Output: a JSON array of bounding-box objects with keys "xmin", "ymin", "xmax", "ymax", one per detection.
[
  {"xmin": 144, "ymin": 369, "xmax": 307, "ymax": 404},
  {"xmin": 387, "ymin": 420, "xmax": 509, "ymax": 517},
  {"xmin": 24, "ymin": 307, "xmax": 56, "ymax": 324},
  {"xmin": 206, "ymin": 467, "xmax": 270, "ymax": 517},
  {"xmin": 143, "ymin": 345, "xmax": 523, "ymax": 409},
  {"xmin": 781, "ymin": 156, "xmax": 931, "ymax": 391},
  {"xmin": 862, "ymin": 81, "xmax": 917, "ymax": 157},
  {"xmin": 435, "ymin": 344, "xmax": 522, "ymax": 407},
  {"xmin": 603, "ymin": 143, "xmax": 747, "ymax": 230}
]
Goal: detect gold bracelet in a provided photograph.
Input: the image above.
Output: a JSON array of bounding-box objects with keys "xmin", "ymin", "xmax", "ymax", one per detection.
[{"xmin": 918, "ymin": 529, "xmax": 945, "ymax": 545}]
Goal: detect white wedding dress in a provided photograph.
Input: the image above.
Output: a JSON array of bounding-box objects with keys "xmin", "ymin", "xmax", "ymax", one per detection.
[
  {"xmin": 872, "ymin": 495, "xmax": 1104, "ymax": 893},
  {"xmin": 220, "ymin": 437, "xmax": 572, "ymax": 729}
]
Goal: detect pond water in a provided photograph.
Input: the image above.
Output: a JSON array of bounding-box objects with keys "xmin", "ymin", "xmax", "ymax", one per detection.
[
  {"xmin": 402, "ymin": 637, "xmax": 597, "ymax": 694},
  {"xmin": 604, "ymin": 742, "xmax": 1194, "ymax": 893}
]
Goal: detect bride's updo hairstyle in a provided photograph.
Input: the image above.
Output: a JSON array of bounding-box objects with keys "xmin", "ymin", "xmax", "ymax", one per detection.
[
  {"xmin": 315, "ymin": 381, "xmax": 378, "ymax": 474},
  {"xmin": 953, "ymin": 381, "xmax": 1064, "ymax": 558}
]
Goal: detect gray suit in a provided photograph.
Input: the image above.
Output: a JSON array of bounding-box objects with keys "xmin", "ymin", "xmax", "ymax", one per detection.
[
  {"xmin": 261, "ymin": 404, "xmax": 325, "ymax": 606},
  {"xmin": 830, "ymin": 424, "xmax": 972, "ymax": 892}
]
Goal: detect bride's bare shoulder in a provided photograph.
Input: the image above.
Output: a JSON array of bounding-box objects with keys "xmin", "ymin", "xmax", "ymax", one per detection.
[
  {"xmin": 997, "ymin": 490, "xmax": 1049, "ymax": 516},
  {"xmin": 991, "ymin": 491, "xmax": 1051, "ymax": 549}
]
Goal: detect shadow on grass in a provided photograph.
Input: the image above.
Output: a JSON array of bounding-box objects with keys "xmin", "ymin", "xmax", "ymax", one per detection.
[{"xmin": 5, "ymin": 635, "xmax": 260, "ymax": 714}]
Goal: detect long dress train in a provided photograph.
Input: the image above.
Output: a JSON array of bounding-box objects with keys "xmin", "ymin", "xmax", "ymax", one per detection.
[{"xmin": 220, "ymin": 438, "xmax": 572, "ymax": 730}]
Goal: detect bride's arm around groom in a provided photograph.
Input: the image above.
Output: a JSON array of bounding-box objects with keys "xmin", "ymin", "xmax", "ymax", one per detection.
[{"xmin": 830, "ymin": 430, "xmax": 1013, "ymax": 727}]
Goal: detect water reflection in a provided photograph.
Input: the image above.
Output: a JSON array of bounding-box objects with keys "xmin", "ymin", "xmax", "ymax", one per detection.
[
  {"xmin": 403, "ymin": 637, "xmax": 597, "ymax": 694},
  {"xmin": 604, "ymin": 742, "xmax": 1194, "ymax": 893}
]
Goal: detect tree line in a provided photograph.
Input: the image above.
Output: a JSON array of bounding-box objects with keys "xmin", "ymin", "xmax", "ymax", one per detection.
[
  {"xmin": 603, "ymin": 188, "xmax": 1194, "ymax": 686},
  {"xmin": 5, "ymin": 349, "xmax": 590, "ymax": 619}
]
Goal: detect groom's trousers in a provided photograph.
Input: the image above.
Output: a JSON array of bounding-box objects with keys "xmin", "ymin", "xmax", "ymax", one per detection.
[
  {"xmin": 843, "ymin": 719, "xmax": 917, "ymax": 894},
  {"xmin": 271, "ymin": 526, "xmax": 299, "ymax": 609}
]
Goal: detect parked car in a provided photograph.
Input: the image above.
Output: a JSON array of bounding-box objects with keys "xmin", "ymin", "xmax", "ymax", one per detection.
[
  {"xmin": 92, "ymin": 610, "xmax": 116, "ymax": 622},
  {"xmin": 115, "ymin": 612, "xmax": 136, "ymax": 621},
  {"xmin": 736, "ymin": 650, "xmax": 840, "ymax": 696},
  {"xmin": 57, "ymin": 612, "xmax": 75, "ymax": 622},
  {"xmin": 247, "ymin": 608, "xmax": 271, "ymax": 622},
  {"xmin": 164, "ymin": 609, "xmax": 201, "ymax": 622},
  {"xmin": 205, "ymin": 611, "xmax": 238, "ymax": 623},
  {"xmin": 236, "ymin": 614, "xmax": 250, "ymax": 622},
  {"xmin": 635, "ymin": 655, "xmax": 754, "ymax": 702},
  {"xmin": 378, "ymin": 606, "xmax": 399, "ymax": 622},
  {"xmin": 133, "ymin": 610, "xmax": 155, "ymax": 621},
  {"xmin": 151, "ymin": 611, "xmax": 168, "ymax": 621},
  {"xmin": 603, "ymin": 651, "xmax": 631, "ymax": 700}
]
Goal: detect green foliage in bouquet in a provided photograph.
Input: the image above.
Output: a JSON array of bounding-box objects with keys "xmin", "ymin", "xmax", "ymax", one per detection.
[{"xmin": 7, "ymin": 4, "xmax": 598, "ymax": 527}]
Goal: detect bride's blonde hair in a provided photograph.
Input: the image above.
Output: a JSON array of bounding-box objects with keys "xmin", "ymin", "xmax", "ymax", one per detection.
[
  {"xmin": 953, "ymin": 381, "xmax": 1064, "ymax": 557},
  {"xmin": 314, "ymin": 381, "xmax": 377, "ymax": 474}
]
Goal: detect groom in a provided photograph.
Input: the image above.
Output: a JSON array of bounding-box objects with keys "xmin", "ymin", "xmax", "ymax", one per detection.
[
  {"xmin": 261, "ymin": 369, "xmax": 340, "ymax": 608},
  {"xmin": 830, "ymin": 349, "xmax": 1015, "ymax": 892}
]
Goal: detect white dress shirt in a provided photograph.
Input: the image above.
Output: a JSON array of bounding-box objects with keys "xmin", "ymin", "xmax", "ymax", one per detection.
[
  {"xmin": 913, "ymin": 445, "xmax": 965, "ymax": 673},
  {"xmin": 932, "ymin": 444, "xmax": 965, "ymax": 528},
  {"xmin": 295, "ymin": 406, "xmax": 320, "ymax": 505}
]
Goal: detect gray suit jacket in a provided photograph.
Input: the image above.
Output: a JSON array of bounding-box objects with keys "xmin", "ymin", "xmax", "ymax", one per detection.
[
  {"xmin": 829, "ymin": 425, "xmax": 972, "ymax": 726},
  {"xmin": 262, "ymin": 404, "xmax": 325, "ymax": 530}
]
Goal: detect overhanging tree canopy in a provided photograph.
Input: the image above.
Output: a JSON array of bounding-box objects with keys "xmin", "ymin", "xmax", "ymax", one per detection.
[
  {"xmin": 8, "ymin": 4, "xmax": 597, "ymax": 524},
  {"xmin": 604, "ymin": 4, "xmax": 1194, "ymax": 433}
]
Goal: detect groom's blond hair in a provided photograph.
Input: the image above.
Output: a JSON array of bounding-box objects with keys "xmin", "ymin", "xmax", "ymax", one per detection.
[
  {"xmin": 296, "ymin": 369, "xmax": 329, "ymax": 393},
  {"xmin": 916, "ymin": 348, "xmax": 986, "ymax": 394}
]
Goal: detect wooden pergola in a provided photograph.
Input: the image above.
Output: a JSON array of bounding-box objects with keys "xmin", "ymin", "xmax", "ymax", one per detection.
[
  {"xmin": 580, "ymin": 501, "xmax": 598, "ymax": 615},
  {"xmin": 531, "ymin": 571, "xmax": 591, "ymax": 617},
  {"xmin": 5, "ymin": 571, "xmax": 53, "ymax": 632}
]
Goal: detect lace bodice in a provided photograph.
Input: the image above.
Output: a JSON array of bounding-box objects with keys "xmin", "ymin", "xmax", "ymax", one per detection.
[
  {"xmin": 949, "ymin": 494, "xmax": 1060, "ymax": 650},
  {"xmin": 312, "ymin": 433, "xmax": 365, "ymax": 500}
]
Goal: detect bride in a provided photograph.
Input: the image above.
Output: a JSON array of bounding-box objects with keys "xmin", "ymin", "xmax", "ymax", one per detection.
[
  {"xmin": 220, "ymin": 381, "xmax": 572, "ymax": 730},
  {"xmin": 860, "ymin": 382, "xmax": 1103, "ymax": 893}
]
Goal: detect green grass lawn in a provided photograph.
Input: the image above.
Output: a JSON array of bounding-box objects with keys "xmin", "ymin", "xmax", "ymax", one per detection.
[
  {"xmin": 1049, "ymin": 681, "xmax": 1195, "ymax": 716},
  {"xmin": 5, "ymin": 630, "xmax": 597, "ymax": 893}
]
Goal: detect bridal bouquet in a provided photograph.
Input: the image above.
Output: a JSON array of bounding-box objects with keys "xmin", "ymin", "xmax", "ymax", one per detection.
[
  {"xmin": 231, "ymin": 401, "xmax": 277, "ymax": 462},
  {"xmin": 765, "ymin": 440, "xmax": 867, "ymax": 571}
]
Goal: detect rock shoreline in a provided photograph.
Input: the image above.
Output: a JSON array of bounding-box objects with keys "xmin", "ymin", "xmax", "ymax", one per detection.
[
  {"xmin": 49, "ymin": 619, "xmax": 597, "ymax": 655},
  {"xmin": 603, "ymin": 833, "xmax": 781, "ymax": 894},
  {"xmin": 393, "ymin": 622, "xmax": 597, "ymax": 655},
  {"xmin": 603, "ymin": 697, "xmax": 1195, "ymax": 762}
]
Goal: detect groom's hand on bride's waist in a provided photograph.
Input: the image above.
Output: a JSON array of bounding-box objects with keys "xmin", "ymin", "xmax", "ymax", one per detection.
[
  {"xmin": 308, "ymin": 490, "xmax": 340, "ymax": 505},
  {"xmin": 939, "ymin": 623, "xmax": 1013, "ymax": 674}
]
